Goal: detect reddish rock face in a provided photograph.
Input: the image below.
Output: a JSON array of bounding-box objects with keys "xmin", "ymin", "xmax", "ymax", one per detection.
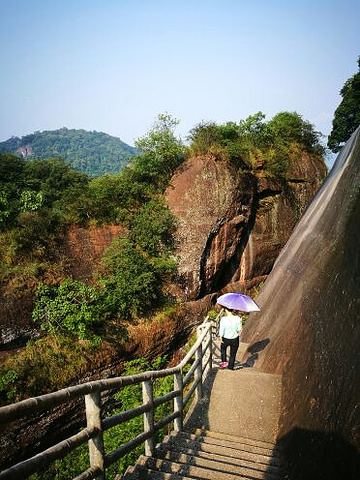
[
  {"xmin": 242, "ymin": 153, "xmax": 327, "ymax": 287},
  {"xmin": 0, "ymin": 224, "xmax": 124, "ymax": 350},
  {"xmin": 166, "ymin": 156, "xmax": 243, "ymax": 298},
  {"xmin": 63, "ymin": 224, "xmax": 124, "ymax": 282},
  {"xmin": 166, "ymin": 153, "xmax": 327, "ymax": 300}
]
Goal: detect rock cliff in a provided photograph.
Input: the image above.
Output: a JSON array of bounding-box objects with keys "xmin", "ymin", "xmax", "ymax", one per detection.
[
  {"xmin": 242, "ymin": 128, "xmax": 360, "ymax": 478},
  {"xmin": 166, "ymin": 152, "xmax": 327, "ymax": 301}
]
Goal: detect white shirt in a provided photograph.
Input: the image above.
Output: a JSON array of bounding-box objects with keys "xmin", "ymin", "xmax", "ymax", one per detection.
[{"xmin": 219, "ymin": 314, "xmax": 242, "ymax": 339}]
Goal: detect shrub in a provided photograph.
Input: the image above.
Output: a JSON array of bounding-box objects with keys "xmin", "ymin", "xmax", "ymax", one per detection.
[
  {"xmin": 133, "ymin": 113, "xmax": 185, "ymax": 190},
  {"xmin": 188, "ymin": 111, "xmax": 324, "ymax": 177},
  {"xmin": 129, "ymin": 197, "xmax": 177, "ymax": 256},
  {"xmin": 0, "ymin": 335, "xmax": 94, "ymax": 404},
  {"xmin": 101, "ymin": 238, "xmax": 160, "ymax": 319},
  {"xmin": 32, "ymin": 279, "xmax": 104, "ymax": 342}
]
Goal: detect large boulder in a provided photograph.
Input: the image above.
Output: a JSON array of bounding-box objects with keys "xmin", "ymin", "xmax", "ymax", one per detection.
[
  {"xmin": 242, "ymin": 128, "xmax": 360, "ymax": 478},
  {"xmin": 166, "ymin": 152, "xmax": 327, "ymax": 300}
]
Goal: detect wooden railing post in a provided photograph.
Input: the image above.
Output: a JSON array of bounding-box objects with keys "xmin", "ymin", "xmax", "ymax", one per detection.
[
  {"xmin": 142, "ymin": 380, "xmax": 154, "ymax": 456},
  {"xmin": 208, "ymin": 324, "xmax": 213, "ymax": 370},
  {"xmin": 173, "ymin": 371, "xmax": 183, "ymax": 431},
  {"xmin": 195, "ymin": 344, "xmax": 203, "ymax": 401},
  {"xmin": 85, "ymin": 390, "xmax": 105, "ymax": 480}
]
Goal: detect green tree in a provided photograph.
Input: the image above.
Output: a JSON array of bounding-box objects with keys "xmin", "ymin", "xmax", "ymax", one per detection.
[
  {"xmin": 32, "ymin": 280, "xmax": 104, "ymax": 341},
  {"xmin": 328, "ymin": 57, "xmax": 360, "ymax": 152},
  {"xmin": 0, "ymin": 153, "xmax": 25, "ymax": 229},
  {"xmin": 85, "ymin": 170, "xmax": 155, "ymax": 225},
  {"xmin": 86, "ymin": 174, "xmax": 124, "ymax": 223},
  {"xmin": 100, "ymin": 238, "xmax": 160, "ymax": 319},
  {"xmin": 187, "ymin": 121, "xmax": 223, "ymax": 155},
  {"xmin": 130, "ymin": 197, "xmax": 176, "ymax": 256},
  {"xmin": 133, "ymin": 113, "xmax": 185, "ymax": 190},
  {"xmin": 23, "ymin": 158, "xmax": 88, "ymax": 208},
  {"xmin": 238, "ymin": 111, "xmax": 266, "ymax": 137},
  {"xmin": 9, "ymin": 210, "xmax": 65, "ymax": 260},
  {"xmin": 0, "ymin": 155, "xmax": 90, "ymax": 232},
  {"xmin": 265, "ymin": 111, "xmax": 322, "ymax": 152},
  {"xmin": 19, "ymin": 190, "xmax": 43, "ymax": 212}
]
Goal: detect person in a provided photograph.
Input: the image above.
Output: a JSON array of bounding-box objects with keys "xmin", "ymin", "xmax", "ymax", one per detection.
[{"xmin": 219, "ymin": 308, "xmax": 242, "ymax": 370}]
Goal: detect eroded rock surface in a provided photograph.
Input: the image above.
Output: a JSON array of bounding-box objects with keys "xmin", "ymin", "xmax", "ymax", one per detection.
[
  {"xmin": 242, "ymin": 128, "xmax": 360, "ymax": 477},
  {"xmin": 166, "ymin": 153, "xmax": 327, "ymax": 300},
  {"xmin": 166, "ymin": 156, "xmax": 241, "ymax": 298}
]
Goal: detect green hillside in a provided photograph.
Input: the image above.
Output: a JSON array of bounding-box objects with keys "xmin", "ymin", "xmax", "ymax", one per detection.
[
  {"xmin": 0, "ymin": 128, "xmax": 137, "ymax": 176},
  {"xmin": 0, "ymin": 112, "xmax": 325, "ymax": 406}
]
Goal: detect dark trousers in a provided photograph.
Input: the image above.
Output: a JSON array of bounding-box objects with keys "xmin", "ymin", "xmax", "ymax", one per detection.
[{"xmin": 221, "ymin": 336, "xmax": 239, "ymax": 370}]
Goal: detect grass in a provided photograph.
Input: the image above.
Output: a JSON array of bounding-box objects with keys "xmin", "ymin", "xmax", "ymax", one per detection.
[{"xmin": 0, "ymin": 335, "xmax": 118, "ymax": 404}]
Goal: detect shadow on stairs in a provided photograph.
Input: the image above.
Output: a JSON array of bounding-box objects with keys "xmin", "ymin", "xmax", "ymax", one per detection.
[{"xmin": 119, "ymin": 429, "xmax": 283, "ymax": 479}]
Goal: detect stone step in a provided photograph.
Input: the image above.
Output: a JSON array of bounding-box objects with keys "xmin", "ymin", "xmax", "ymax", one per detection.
[
  {"xmin": 168, "ymin": 431, "xmax": 281, "ymax": 459},
  {"xmin": 120, "ymin": 428, "xmax": 283, "ymax": 479},
  {"xmin": 159, "ymin": 435, "xmax": 281, "ymax": 468},
  {"xmin": 122, "ymin": 464, "xmax": 193, "ymax": 480},
  {"xmin": 135, "ymin": 455, "xmax": 277, "ymax": 480},
  {"xmin": 155, "ymin": 447, "xmax": 279, "ymax": 473},
  {"xmin": 194, "ymin": 428, "xmax": 278, "ymax": 450},
  {"xmin": 153, "ymin": 449, "xmax": 280, "ymax": 479}
]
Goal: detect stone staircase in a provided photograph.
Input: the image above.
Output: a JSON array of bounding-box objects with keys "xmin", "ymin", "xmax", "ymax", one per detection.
[
  {"xmin": 120, "ymin": 429, "xmax": 282, "ymax": 479},
  {"xmin": 118, "ymin": 340, "xmax": 283, "ymax": 479}
]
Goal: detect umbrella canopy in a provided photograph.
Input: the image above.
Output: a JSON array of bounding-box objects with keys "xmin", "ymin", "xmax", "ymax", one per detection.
[{"xmin": 217, "ymin": 292, "xmax": 260, "ymax": 312}]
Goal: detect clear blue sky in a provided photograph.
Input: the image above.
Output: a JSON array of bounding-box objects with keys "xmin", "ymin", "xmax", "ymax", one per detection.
[{"xmin": 0, "ymin": 0, "xmax": 359, "ymax": 155}]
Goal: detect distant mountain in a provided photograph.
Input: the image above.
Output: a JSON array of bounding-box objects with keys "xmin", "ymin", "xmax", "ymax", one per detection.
[{"xmin": 0, "ymin": 128, "xmax": 137, "ymax": 176}]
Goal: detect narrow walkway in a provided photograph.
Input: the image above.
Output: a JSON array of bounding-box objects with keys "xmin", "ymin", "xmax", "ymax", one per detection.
[
  {"xmin": 185, "ymin": 341, "xmax": 282, "ymax": 444},
  {"xmin": 207, "ymin": 341, "xmax": 282, "ymax": 443}
]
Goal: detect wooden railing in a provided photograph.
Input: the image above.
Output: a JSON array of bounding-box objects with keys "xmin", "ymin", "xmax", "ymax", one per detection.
[{"xmin": 0, "ymin": 314, "xmax": 220, "ymax": 480}]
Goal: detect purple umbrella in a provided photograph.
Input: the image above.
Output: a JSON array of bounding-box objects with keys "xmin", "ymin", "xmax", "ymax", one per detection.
[{"xmin": 216, "ymin": 292, "xmax": 260, "ymax": 312}]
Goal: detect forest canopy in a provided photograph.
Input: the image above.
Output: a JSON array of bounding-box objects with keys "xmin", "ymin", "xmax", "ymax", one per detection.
[{"xmin": 0, "ymin": 128, "xmax": 137, "ymax": 176}]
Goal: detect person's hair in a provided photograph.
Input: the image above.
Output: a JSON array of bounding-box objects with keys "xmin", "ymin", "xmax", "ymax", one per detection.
[{"xmin": 225, "ymin": 307, "xmax": 235, "ymax": 313}]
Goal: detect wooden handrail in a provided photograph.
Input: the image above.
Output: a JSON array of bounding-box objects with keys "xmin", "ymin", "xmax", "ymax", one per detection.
[
  {"xmin": 0, "ymin": 319, "xmax": 213, "ymax": 424},
  {"xmin": 0, "ymin": 313, "xmax": 221, "ymax": 480}
]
